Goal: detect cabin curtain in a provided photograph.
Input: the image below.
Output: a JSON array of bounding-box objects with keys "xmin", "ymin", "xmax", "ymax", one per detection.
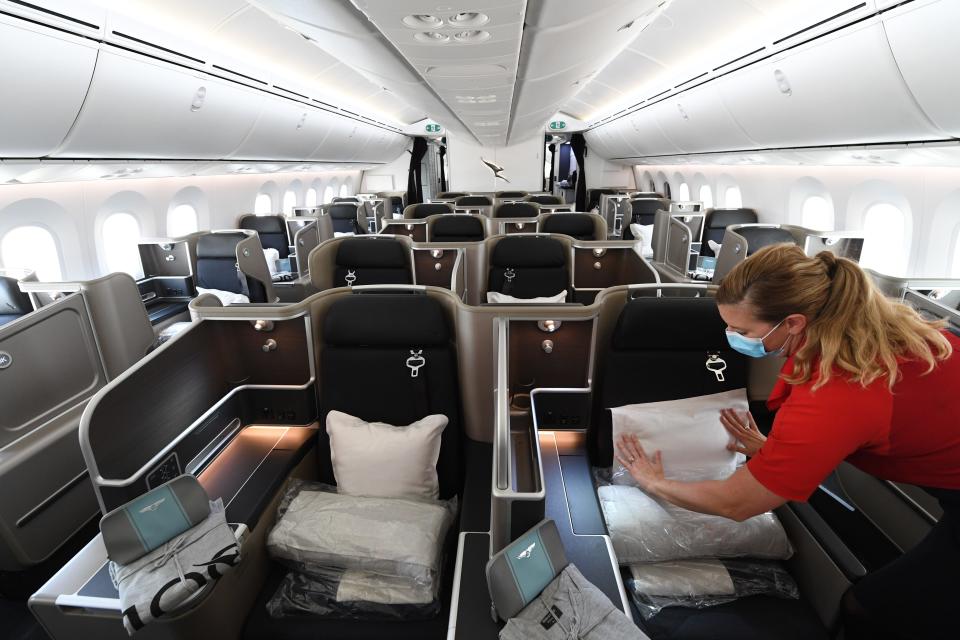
[
  {"xmin": 407, "ymin": 137, "xmax": 429, "ymax": 205},
  {"xmin": 570, "ymin": 133, "xmax": 587, "ymax": 211},
  {"xmin": 547, "ymin": 142, "xmax": 556, "ymax": 192},
  {"xmin": 438, "ymin": 144, "xmax": 447, "ymax": 193}
]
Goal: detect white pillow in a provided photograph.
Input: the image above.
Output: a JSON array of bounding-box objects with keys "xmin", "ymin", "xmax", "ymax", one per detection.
[
  {"xmin": 629, "ymin": 223, "xmax": 655, "ymax": 258},
  {"xmin": 334, "ymin": 231, "xmax": 356, "ymax": 237},
  {"xmin": 707, "ymin": 240, "xmax": 722, "ymax": 256},
  {"xmin": 263, "ymin": 247, "xmax": 280, "ymax": 275},
  {"xmin": 336, "ymin": 570, "xmax": 435, "ymax": 605},
  {"xmin": 486, "ymin": 290, "xmax": 568, "ymax": 304},
  {"xmin": 195, "ymin": 287, "xmax": 250, "ymax": 305},
  {"xmin": 611, "ymin": 388, "xmax": 748, "ymax": 484},
  {"xmin": 326, "ymin": 411, "xmax": 447, "ymax": 501},
  {"xmin": 598, "ymin": 484, "xmax": 793, "ymax": 563},
  {"xmin": 629, "ymin": 559, "xmax": 735, "ymax": 597}
]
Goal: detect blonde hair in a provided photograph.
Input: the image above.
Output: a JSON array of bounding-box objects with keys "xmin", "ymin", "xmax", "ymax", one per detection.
[{"xmin": 716, "ymin": 243, "xmax": 952, "ymax": 390}]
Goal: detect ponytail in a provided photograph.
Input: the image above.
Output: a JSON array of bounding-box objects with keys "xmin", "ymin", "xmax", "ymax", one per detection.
[{"xmin": 717, "ymin": 244, "xmax": 952, "ymax": 390}]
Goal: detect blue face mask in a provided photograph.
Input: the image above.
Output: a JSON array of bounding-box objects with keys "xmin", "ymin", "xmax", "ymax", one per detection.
[{"xmin": 725, "ymin": 320, "xmax": 786, "ymax": 358}]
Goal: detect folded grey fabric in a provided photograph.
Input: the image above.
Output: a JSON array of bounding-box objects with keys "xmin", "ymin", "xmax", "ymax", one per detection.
[
  {"xmin": 111, "ymin": 506, "xmax": 240, "ymax": 635},
  {"xmin": 499, "ymin": 564, "xmax": 649, "ymax": 640}
]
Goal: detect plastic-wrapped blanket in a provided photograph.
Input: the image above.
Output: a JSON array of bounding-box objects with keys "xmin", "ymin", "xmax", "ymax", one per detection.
[
  {"xmin": 627, "ymin": 558, "xmax": 799, "ymax": 619},
  {"xmin": 598, "ymin": 484, "xmax": 792, "ymax": 564}
]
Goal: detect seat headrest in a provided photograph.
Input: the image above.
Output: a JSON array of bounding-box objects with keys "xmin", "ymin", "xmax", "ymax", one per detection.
[
  {"xmin": 491, "ymin": 236, "xmax": 566, "ymax": 268},
  {"xmin": 456, "ymin": 196, "xmax": 493, "ymax": 206},
  {"xmin": 324, "ymin": 294, "xmax": 450, "ymax": 347},
  {"xmin": 495, "ymin": 202, "xmax": 538, "ymax": 218},
  {"xmin": 527, "ymin": 195, "xmax": 562, "ymax": 205},
  {"xmin": 631, "ymin": 199, "xmax": 670, "ymax": 215},
  {"xmin": 432, "ymin": 215, "xmax": 485, "ymax": 239},
  {"xmin": 497, "ymin": 191, "xmax": 528, "ymax": 198},
  {"xmin": 0, "ymin": 276, "xmax": 31, "ymax": 316},
  {"xmin": 240, "ymin": 215, "xmax": 286, "ymax": 234},
  {"xmin": 631, "ymin": 192, "xmax": 664, "ymax": 198},
  {"xmin": 739, "ymin": 227, "xmax": 797, "ymax": 255},
  {"xmin": 541, "ymin": 214, "xmax": 595, "ymax": 238},
  {"xmin": 335, "ymin": 238, "xmax": 408, "ymax": 268},
  {"xmin": 410, "ymin": 203, "xmax": 454, "ymax": 219},
  {"xmin": 612, "ymin": 297, "xmax": 729, "ymax": 351},
  {"xmin": 707, "ymin": 209, "xmax": 757, "ymax": 230},
  {"xmin": 439, "ymin": 192, "xmax": 468, "ymax": 199},
  {"xmin": 197, "ymin": 233, "xmax": 244, "ymax": 259},
  {"xmin": 329, "ymin": 203, "xmax": 360, "ymax": 219},
  {"xmin": 333, "ymin": 197, "xmax": 360, "ymax": 204}
]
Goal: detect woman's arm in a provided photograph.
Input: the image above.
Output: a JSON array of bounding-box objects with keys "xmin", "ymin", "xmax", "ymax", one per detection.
[{"xmin": 615, "ymin": 434, "xmax": 787, "ymax": 522}]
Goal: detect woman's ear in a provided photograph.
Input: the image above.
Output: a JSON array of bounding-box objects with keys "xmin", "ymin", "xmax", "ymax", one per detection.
[{"xmin": 784, "ymin": 313, "xmax": 808, "ymax": 334}]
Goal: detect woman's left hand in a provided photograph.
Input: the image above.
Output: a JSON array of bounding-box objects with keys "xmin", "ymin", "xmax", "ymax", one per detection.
[{"xmin": 615, "ymin": 434, "xmax": 665, "ymax": 493}]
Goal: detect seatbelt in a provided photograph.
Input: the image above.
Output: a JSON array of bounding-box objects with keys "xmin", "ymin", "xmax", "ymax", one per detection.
[
  {"xmin": 502, "ymin": 268, "xmax": 516, "ymax": 295},
  {"xmin": 406, "ymin": 348, "xmax": 430, "ymax": 419},
  {"xmin": 235, "ymin": 263, "xmax": 251, "ymax": 299}
]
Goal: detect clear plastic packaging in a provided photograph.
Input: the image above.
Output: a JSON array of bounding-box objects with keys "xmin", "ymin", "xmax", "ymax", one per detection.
[{"xmin": 627, "ymin": 558, "xmax": 800, "ymax": 619}]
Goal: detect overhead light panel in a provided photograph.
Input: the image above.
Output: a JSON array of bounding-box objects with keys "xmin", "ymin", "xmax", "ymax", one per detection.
[
  {"xmin": 415, "ymin": 31, "xmax": 450, "ymax": 43},
  {"xmin": 448, "ymin": 12, "xmax": 489, "ymax": 27},
  {"xmin": 453, "ymin": 30, "xmax": 490, "ymax": 43},
  {"xmin": 403, "ymin": 14, "xmax": 443, "ymax": 29}
]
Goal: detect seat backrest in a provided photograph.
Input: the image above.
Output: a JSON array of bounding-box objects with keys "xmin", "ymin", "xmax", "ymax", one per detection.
[
  {"xmin": 739, "ymin": 226, "xmax": 796, "ymax": 256},
  {"xmin": 702, "ymin": 209, "xmax": 758, "ymax": 257},
  {"xmin": 430, "ymin": 215, "xmax": 486, "ymax": 242},
  {"xmin": 526, "ymin": 194, "xmax": 563, "ymax": 205},
  {"xmin": 239, "ymin": 215, "xmax": 290, "ymax": 259},
  {"xmin": 496, "ymin": 190, "xmax": 528, "ymax": 199},
  {"xmin": 456, "ymin": 195, "xmax": 493, "ymax": 207},
  {"xmin": 0, "ymin": 276, "xmax": 31, "ymax": 325},
  {"xmin": 488, "ymin": 236, "xmax": 569, "ymax": 299},
  {"xmin": 406, "ymin": 203, "xmax": 454, "ymax": 219},
  {"xmin": 622, "ymin": 198, "xmax": 671, "ymax": 239},
  {"xmin": 333, "ymin": 197, "xmax": 360, "ymax": 204},
  {"xmin": 539, "ymin": 213, "xmax": 597, "ymax": 240},
  {"xmin": 438, "ymin": 192, "xmax": 469, "ymax": 199},
  {"xmin": 586, "ymin": 188, "xmax": 622, "ymax": 211},
  {"xmin": 493, "ymin": 202, "xmax": 539, "ymax": 219},
  {"xmin": 591, "ymin": 296, "xmax": 748, "ymax": 465},
  {"xmin": 329, "ymin": 203, "xmax": 364, "ymax": 235},
  {"xmin": 320, "ymin": 293, "xmax": 463, "ymax": 499},
  {"xmin": 630, "ymin": 191, "xmax": 664, "ymax": 199},
  {"xmin": 334, "ymin": 238, "xmax": 412, "ymax": 287},
  {"xmin": 195, "ymin": 233, "xmax": 268, "ymax": 302}
]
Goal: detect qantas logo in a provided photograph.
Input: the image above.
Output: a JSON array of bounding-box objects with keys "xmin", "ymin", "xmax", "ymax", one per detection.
[{"xmin": 516, "ymin": 542, "xmax": 536, "ymax": 560}]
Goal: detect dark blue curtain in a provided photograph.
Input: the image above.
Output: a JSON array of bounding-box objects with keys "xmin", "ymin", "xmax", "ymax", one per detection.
[
  {"xmin": 407, "ymin": 137, "xmax": 429, "ymax": 204},
  {"xmin": 570, "ymin": 133, "xmax": 587, "ymax": 211}
]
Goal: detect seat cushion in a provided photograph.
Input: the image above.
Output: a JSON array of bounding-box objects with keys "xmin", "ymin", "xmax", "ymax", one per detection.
[
  {"xmin": 541, "ymin": 214, "xmax": 595, "ymax": 240},
  {"xmin": 408, "ymin": 203, "xmax": 453, "ymax": 219},
  {"xmin": 455, "ymin": 196, "xmax": 492, "ymax": 207},
  {"xmin": 488, "ymin": 236, "xmax": 568, "ymax": 299},
  {"xmin": 431, "ymin": 216, "xmax": 485, "ymax": 242},
  {"xmin": 333, "ymin": 239, "xmax": 411, "ymax": 287},
  {"xmin": 494, "ymin": 202, "xmax": 538, "ymax": 218},
  {"xmin": 196, "ymin": 233, "xmax": 245, "ymax": 293}
]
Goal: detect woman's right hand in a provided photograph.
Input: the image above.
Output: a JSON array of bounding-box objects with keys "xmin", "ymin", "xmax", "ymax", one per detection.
[{"xmin": 720, "ymin": 408, "xmax": 766, "ymax": 457}]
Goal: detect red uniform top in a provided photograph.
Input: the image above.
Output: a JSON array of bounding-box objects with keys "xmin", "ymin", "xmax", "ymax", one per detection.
[{"xmin": 746, "ymin": 332, "xmax": 960, "ymax": 502}]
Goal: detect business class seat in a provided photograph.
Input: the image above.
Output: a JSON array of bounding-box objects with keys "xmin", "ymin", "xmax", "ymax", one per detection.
[
  {"xmin": 621, "ymin": 199, "xmax": 672, "ymax": 240},
  {"xmin": 701, "ymin": 209, "xmax": 758, "ymax": 257},
  {"xmin": 404, "ymin": 202, "xmax": 454, "ymax": 219},
  {"xmin": 332, "ymin": 196, "xmax": 360, "ymax": 204},
  {"xmin": 538, "ymin": 212, "xmax": 601, "ymax": 240},
  {"xmin": 587, "ymin": 188, "xmax": 624, "ymax": 211},
  {"xmin": 243, "ymin": 292, "xmax": 464, "ymax": 640},
  {"xmin": 455, "ymin": 195, "xmax": 493, "ymax": 208},
  {"xmin": 739, "ymin": 226, "xmax": 797, "ymax": 256},
  {"xmin": 492, "ymin": 201, "xmax": 539, "ymax": 219},
  {"xmin": 428, "ymin": 215, "xmax": 486, "ymax": 242},
  {"xmin": 328, "ymin": 203, "xmax": 366, "ymax": 235},
  {"xmin": 437, "ymin": 192, "xmax": 469, "ymax": 199},
  {"xmin": 590, "ymin": 295, "xmax": 828, "ymax": 640},
  {"xmin": 525, "ymin": 194, "xmax": 563, "ymax": 205},
  {"xmin": 239, "ymin": 214, "xmax": 291, "ymax": 259},
  {"xmin": 487, "ymin": 235, "xmax": 570, "ymax": 300},
  {"xmin": 0, "ymin": 275, "xmax": 31, "ymax": 326},
  {"xmin": 196, "ymin": 233, "xmax": 270, "ymax": 303},
  {"xmin": 333, "ymin": 237, "xmax": 413, "ymax": 287},
  {"xmin": 495, "ymin": 190, "xmax": 528, "ymax": 199}
]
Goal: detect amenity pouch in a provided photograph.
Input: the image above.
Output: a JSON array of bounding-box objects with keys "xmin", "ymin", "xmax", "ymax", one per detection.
[{"xmin": 485, "ymin": 519, "xmax": 568, "ymax": 621}]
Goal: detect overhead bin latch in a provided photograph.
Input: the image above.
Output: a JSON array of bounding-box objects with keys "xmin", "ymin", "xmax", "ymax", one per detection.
[{"xmin": 706, "ymin": 352, "xmax": 727, "ymax": 382}]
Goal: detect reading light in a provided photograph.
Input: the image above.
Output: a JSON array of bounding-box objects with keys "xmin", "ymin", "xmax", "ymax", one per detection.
[
  {"xmin": 538, "ymin": 320, "xmax": 561, "ymax": 333},
  {"xmin": 253, "ymin": 319, "xmax": 274, "ymax": 332},
  {"xmin": 453, "ymin": 30, "xmax": 490, "ymax": 43},
  {"xmin": 403, "ymin": 14, "xmax": 443, "ymax": 29},
  {"xmin": 415, "ymin": 31, "xmax": 450, "ymax": 43},
  {"xmin": 448, "ymin": 12, "xmax": 489, "ymax": 27}
]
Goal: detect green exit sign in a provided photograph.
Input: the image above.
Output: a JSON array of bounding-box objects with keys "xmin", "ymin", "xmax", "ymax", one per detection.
[
  {"xmin": 425, "ymin": 123, "xmax": 442, "ymax": 133},
  {"xmin": 549, "ymin": 120, "xmax": 567, "ymax": 130}
]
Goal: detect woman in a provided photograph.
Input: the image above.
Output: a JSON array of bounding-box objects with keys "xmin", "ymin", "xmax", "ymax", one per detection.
[{"xmin": 615, "ymin": 243, "xmax": 960, "ymax": 640}]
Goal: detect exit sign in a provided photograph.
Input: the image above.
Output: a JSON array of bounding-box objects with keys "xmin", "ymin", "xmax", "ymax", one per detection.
[
  {"xmin": 549, "ymin": 120, "xmax": 566, "ymax": 130},
  {"xmin": 425, "ymin": 123, "xmax": 442, "ymax": 133}
]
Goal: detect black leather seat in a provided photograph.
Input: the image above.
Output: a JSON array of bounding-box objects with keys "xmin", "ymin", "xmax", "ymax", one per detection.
[
  {"xmin": 240, "ymin": 215, "xmax": 290, "ymax": 259},
  {"xmin": 0, "ymin": 276, "xmax": 31, "ymax": 326},
  {"xmin": 195, "ymin": 233, "xmax": 268, "ymax": 302},
  {"xmin": 407, "ymin": 203, "xmax": 454, "ymax": 219},
  {"xmin": 488, "ymin": 236, "xmax": 569, "ymax": 300},
  {"xmin": 701, "ymin": 209, "xmax": 758, "ymax": 257},
  {"xmin": 540, "ymin": 213, "xmax": 597, "ymax": 240},
  {"xmin": 526, "ymin": 194, "xmax": 563, "ymax": 205},
  {"xmin": 496, "ymin": 191, "xmax": 528, "ymax": 199},
  {"xmin": 383, "ymin": 195, "xmax": 405, "ymax": 216},
  {"xmin": 328, "ymin": 203, "xmax": 365, "ymax": 235},
  {"xmin": 587, "ymin": 188, "xmax": 623, "ymax": 211},
  {"xmin": 430, "ymin": 216, "xmax": 485, "ymax": 242},
  {"xmin": 455, "ymin": 195, "xmax": 493, "ymax": 208},
  {"xmin": 244, "ymin": 292, "xmax": 464, "ymax": 640},
  {"xmin": 739, "ymin": 226, "xmax": 797, "ymax": 256},
  {"xmin": 333, "ymin": 238, "xmax": 412, "ymax": 287},
  {"xmin": 493, "ymin": 202, "xmax": 538, "ymax": 218},
  {"xmin": 622, "ymin": 199, "xmax": 671, "ymax": 240},
  {"xmin": 332, "ymin": 196, "xmax": 360, "ymax": 204},
  {"xmin": 438, "ymin": 192, "xmax": 468, "ymax": 199}
]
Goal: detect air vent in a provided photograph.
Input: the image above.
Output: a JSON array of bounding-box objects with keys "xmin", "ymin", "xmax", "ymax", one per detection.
[
  {"xmin": 415, "ymin": 31, "xmax": 450, "ymax": 43},
  {"xmin": 448, "ymin": 12, "xmax": 489, "ymax": 27},
  {"xmin": 112, "ymin": 31, "xmax": 205, "ymax": 65},
  {"xmin": 403, "ymin": 14, "xmax": 444, "ymax": 29}
]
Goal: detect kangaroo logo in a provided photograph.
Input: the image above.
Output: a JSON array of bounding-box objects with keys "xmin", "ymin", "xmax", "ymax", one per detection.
[
  {"xmin": 345, "ymin": 270, "xmax": 357, "ymax": 286},
  {"xmin": 517, "ymin": 542, "xmax": 536, "ymax": 560},
  {"xmin": 139, "ymin": 498, "xmax": 166, "ymax": 513},
  {"xmin": 406, "ymin": 350, "xmax": 426, "ymax": 378}
]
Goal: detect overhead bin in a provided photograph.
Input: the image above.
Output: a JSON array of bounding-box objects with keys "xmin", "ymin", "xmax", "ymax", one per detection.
[
  {"xmin": 882, "ymin": 0, "xmax": 960, "ymax": 137},
  {"xmin": 230, "ymin": 96, "xmax": 332, "ymax": 161},
  {"xmin": 0, "ymin": 20, "xmax": 99, "ymax": 157},
  {"xmin": 56, "ymin": 49, "xmax": 265, "ymax": 159},
  {"xmin": 649, "ymin": 84, "xmax": 758, "ymax": 153}
]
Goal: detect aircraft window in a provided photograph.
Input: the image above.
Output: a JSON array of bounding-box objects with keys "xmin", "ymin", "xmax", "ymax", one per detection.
[
  {"xmin": 254, "ymin": 193, "xmax": 273, "ymax": 215},
  {"xmin": 677, "ymin": 183, "xmax": 690, "ymax": 201},
  {"xmin": 339, "ymin": 183, "xmax": 351, "ymax": 198},
  {"xmin": 101, "ymin": 213, "xmax": 144, "ymax": 278},
  {"xmin": 860, "ymin": 203, "xmax": 908, "ymax": 275},
  {"xmin": 167, "ymin": 204, "xmax": 198, "ymax": 237},
  {"xmin": 724, "ymin": 186, "xmax": 742, "ymax": 208},
  {"xmin": 323, "ymin": 185, "xmax": 335, "ymax": 204},
  {"xmin": 801, "ymin": 196, "xmax": 834, "ymax": 231},
  {"xmin": 283, "ymin": 190, "xmax": 297, "ymax": 216},
  {"xmin": 699, "ymin": 185, "xmax": 714, "ymax": 208},
  {"xmin": 1, "ymin": 225, "xmax": 62, "ymax": 281},
  {"xmin": 305, "ymin": 188, "xmax": 318, "ymax": 208}
]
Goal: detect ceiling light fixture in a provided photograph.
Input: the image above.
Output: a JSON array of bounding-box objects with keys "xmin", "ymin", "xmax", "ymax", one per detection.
[
  {"xmin": 448, "ymin": 12, "xmax": 489, "ymax": 27},
  {"xmin": 453, "ymin": 30, "xmax": 490, "ymax": 43},
  {"xmin": 415, "ymin": 31, "xmax": 450, "ymax": 43},
  {"xmin": 403, "ymin": 14, "xmax": 443, "ymax": 29}
]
